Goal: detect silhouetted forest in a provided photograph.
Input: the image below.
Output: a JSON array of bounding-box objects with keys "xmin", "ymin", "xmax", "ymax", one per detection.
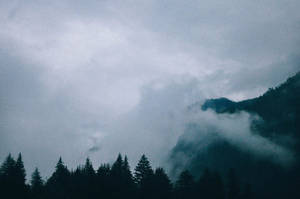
[{"xmin": 0, "ymin": 153, "xmax": 253, "ymax": 199}]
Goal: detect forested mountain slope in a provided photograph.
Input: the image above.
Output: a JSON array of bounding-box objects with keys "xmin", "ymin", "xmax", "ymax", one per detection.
[
  {"xmin": 170, "ymin": 72, "xmax": 300, "ymax": 199},
  {"xmin": 202, "ymin": 72, "xmax": 300, "ymax": 140}
]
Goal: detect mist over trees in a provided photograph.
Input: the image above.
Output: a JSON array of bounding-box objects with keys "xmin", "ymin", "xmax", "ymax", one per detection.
[
  {"xmin": 169, "ymin": 72, "xmax": 300, "ymax": 199},
  {"xmin": 0, "ymin": 153, "xmax": 252, "ymax": 199},
  {"xmin": 0, "ymin": 74, "xmax": 299, "ymax": 199}
]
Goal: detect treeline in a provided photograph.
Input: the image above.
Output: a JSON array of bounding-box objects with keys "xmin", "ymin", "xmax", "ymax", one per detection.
[{"xmin": 0, "ymin": 153, "xmax": 252, "ymax": 199}]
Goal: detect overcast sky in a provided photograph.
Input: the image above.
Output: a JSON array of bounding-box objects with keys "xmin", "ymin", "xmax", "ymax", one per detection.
[{"xmin": 1, "ymin": 0, "xmax": 300, "ymax": 178}]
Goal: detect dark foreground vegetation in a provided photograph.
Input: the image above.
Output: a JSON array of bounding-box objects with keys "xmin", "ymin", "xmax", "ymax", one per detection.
[{"xmin": 0, "ymin": 153, "xmax": 252, "ymax": 199}]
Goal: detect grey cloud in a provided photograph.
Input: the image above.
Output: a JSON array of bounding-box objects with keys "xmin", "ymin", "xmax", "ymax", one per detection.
[{"xmin": 0, "ymin": 0, "xmax": 299, "ymax": 178}]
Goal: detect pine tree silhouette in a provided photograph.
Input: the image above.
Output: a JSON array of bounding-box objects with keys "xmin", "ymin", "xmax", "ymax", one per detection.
[
  {"xmin": 134, "ymin": 154, "xmax": 153, "ymax": 185},
  {"xmin": 0, "ymin": 154, "xmax": 17, "ymax": 198},
  {"xmin": 0, "ymin": 153, "xmax": 28, "ymax": 199},
  {"xmin": 46, "ymin": 157, "xmax": 70, "ymax": 199},
  {"xmin": 31, "ymin": 168, "xmax": 44, "ymax": 199},
  {"xmin": 134, "ymin": 154, "xmax": 154, "ymax": 199},
  {"xmin": 96, "ymin": 163, "xmax": 111, "ymax": 198},
  {"xmin": 153, "ymin": 167, "xmax": 173, "ymax": 199}
]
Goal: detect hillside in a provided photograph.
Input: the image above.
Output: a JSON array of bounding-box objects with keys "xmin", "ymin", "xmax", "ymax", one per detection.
[
  {"xmin": 169, "ymin": 72, "xmax": 300, "ymax": 199},
  {"xmin": 202, "ymin": 72, "xmax": 300, "ymax": 140}
]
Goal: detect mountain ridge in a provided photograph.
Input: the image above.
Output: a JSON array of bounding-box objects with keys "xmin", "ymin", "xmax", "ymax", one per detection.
[
  {"xmin": 201, "ymin": 71, "xmax": 300, "ymax": 139},
  {"xmin": 169, "ymin": 71, "xmax": 300, "ymax": 199}
]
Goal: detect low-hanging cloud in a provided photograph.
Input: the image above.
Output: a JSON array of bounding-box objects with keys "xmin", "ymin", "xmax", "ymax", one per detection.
[{"xmin": 87, "ymin": 79, "xmax": 294, "ymax": 174}]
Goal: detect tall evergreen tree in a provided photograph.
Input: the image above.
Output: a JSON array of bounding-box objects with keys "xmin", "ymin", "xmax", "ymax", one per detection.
[
  {"xmin": 84, "ymin": 157, "xmax": 95, "ymax": 176},
  {"xmin": 31, "ymin": 168, "xmax": 44, "ymax": 199},
  {"xmin": 134, "ymin": 154, "xmax": 154, "ymax": 199},
  {"xmin": 122, "ymin": 156, "xmax": 135, "ymax": 186},
  {"xmin": 15, "ymin": 153, "xmax": 26, "ymax": 186},
  {"xmin": 122, "ymin": 156, "xmax": 136, "ymax": 198},
  {"xmin": 0, "ymin": 154, "xmax": 16, "ymax": 177},
  {"xmin": 122, "ymin": 156, "xmax": 133, "ymax": 180},
  {"xmin": 0, "ymin": 153, "xmax": 28, "ymax": 199},
  {"xmin": 83, "ymin": 158, "xmax": 96, "ymax": 198},
  {"xmin": 153, "ymin": 168, "xmax": 173, "ymax": 199},
  {"xmin": 134, "ymin": 154, "xmax": 153, "ymax": 185},
  {"xmin": 96, "ymin": 164, "xmax": 111, "ymax": 199},
  {"xmin": 46, "ymin": 157, "xmax": 70, "ymax": 199},
  {"xmin": 0, "ymin": 154, "xmax": 17, "ymax": 198},
  {"xmin": 110, "ymin": 154, "xmax": 125, "ymax": 199},
  {"xmin": 111, "ymin": 154, "xmax": 123, "ymax": 178}
]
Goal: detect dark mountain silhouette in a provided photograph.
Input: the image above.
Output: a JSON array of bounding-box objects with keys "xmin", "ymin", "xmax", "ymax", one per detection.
[
  {"xmin": 202, "ymin": 72, "xmax": 300, "ymax": 140},
  {"xmin": 170, "ymin": 72, "xmax": 300, "ymax": 199}
]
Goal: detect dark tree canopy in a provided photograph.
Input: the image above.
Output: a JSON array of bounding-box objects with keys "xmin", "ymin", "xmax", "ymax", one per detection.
[
  {"xmin": 0, "ymin": 153, "xmax": 28, "ymax": 199},
  {"xmin": 0, "ymin": 153, "xmax": 255, "ymax": 199}
]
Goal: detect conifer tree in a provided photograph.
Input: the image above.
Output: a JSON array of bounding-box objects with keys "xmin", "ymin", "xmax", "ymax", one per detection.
[
  {"xmin": 122, "ymin": 156, "xmax": 132, "ymax": 178},
  {"xmin": 31, "ymin": 168, "xmax": 43, "ymax": 189},
  {"xmin": 0, "ymin": 154, "xmax": 16, "ymax": 198},
  {"xmin": 15, "ymin": 153, "xmax": 26, "ymax": 186},
  {"xmin": 122, "ymin": 156, "xmax": 135, "ymax": 185},
  {"xmin": 46, "ymin": 157, "xmax": 70, "ymax": 199},
  {"xmin": 111, "ymin": 153, "xmax": 123, "ymax": 178},
  {"xmin": 134, "ymin": 154, "xmax": 154, "ymax": 199},
  {"xmin": 0, "ymin": 153, "xmax": 28, "ymax": 199},
  {"xmin": 122, "ymin": 156, "xmax": 136, "ymax": 198},
  {"xmin": 134, "ymin": 154, "xmax": 153, "ymax": 185},
  {"xmin": 96, "ymin": 164, "xmax": 111, "ymax": 198},
  {"xmin": 84, "ymin": 157, "xmax": 95, "ymax": 176},
  {"xmin": 153, "ymin": 168, "xmax": 173, "ymax": 199},
  {"xmin": 31, "ymin": 168, "xmax": 44, "ymax": 199},
  {"xmin": 83, "ymin": 158, "xmax": 96, "ymax": 198},
  {"xmin": 0, "ymin": 154, "xmax": 16, "ymax": 178}
]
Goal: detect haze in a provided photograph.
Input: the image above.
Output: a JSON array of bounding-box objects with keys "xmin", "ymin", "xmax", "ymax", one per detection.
[{"xmin": 1, "ymin": 0, "xmax": 300, "ymax": 178}]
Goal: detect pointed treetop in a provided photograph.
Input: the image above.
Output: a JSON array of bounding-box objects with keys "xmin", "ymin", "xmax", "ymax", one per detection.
[
  {"xmin": 15, "ymin": 152, "xmax": 26, "ymax": 183},
  {"xmin": 134, "ymin": 154, "xmax": 153, "ymax": 184},
  {"xmin": 123, "ymin": 155, "xmax": 130, "ymax": 170},
  {"xmin": 117, "ymin": 153, "xmax": 123, "ymax": 162},
  {"xmin": 56, "ymin": 157, "xmax": 65, "ymax": 169},
  {"xmin": 0, "ymin": 153, "xmax": 16, "ymax": 175},
  {"xmin": 84, "ymin": 157, "xmax": 95, "ymax": 175},
  {"xmin": 111, "ymin": 153, "xmax": 124, "ymax": 177},
  {"xmin": 31, "ymin": 167, "xmax": 43, "ymax": 188}
]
